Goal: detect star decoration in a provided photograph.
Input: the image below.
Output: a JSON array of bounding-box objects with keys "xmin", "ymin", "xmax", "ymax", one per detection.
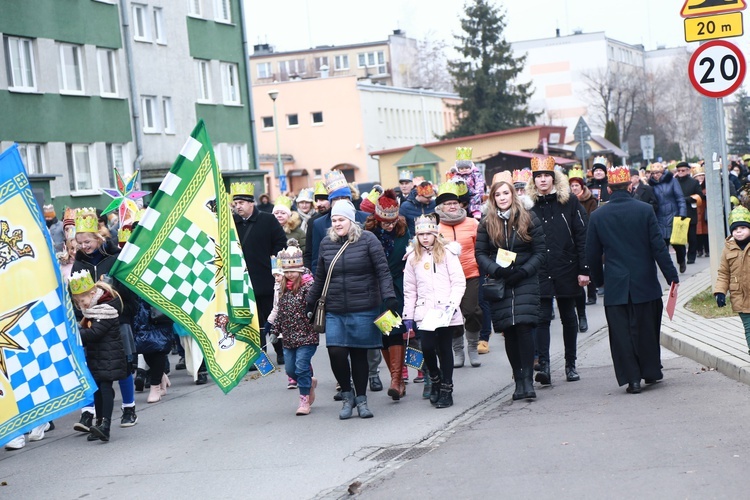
[
  {"xmin": 0, "ymin": 303, "xmax": 31, "ymax": 379},
  {"xmin": 100, "ymin": 169, "xmax": 150, "ymax": 225}
]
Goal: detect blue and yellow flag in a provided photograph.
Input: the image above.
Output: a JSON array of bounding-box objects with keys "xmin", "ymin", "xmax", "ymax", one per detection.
[
  {"xmin": 0, "ymin": 145, "xmax": 96, "ymax": 447},
  {"xmin": 111, "ymin": 121, "xmax": 261, "ymax": 393}
]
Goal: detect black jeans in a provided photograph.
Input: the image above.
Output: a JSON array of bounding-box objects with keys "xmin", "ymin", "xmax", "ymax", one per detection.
[
  {"xmin": 666, "ymin": 239, "xmax": 686, "ymax": 266},
  {"xmin": 536, "ymin": 296, "xmax": 578, "ymax": 365},
  {"xmin": 504, "ymin": 324, "xmax": 535, "ymax": 374},
  {"xmin": 686, "ymin": 224, "xmax": 698, "ymax": 262}
]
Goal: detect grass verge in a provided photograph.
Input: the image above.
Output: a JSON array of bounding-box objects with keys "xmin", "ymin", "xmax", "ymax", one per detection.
[{"xmin": 685, "ymin": 287, "xmax": 736, "ymax": 319}]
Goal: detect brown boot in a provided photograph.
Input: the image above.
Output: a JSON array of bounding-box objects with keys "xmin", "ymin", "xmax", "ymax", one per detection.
[{"xmin": 387, "ymin": 345, "xmax": 406, "ymax": 400}]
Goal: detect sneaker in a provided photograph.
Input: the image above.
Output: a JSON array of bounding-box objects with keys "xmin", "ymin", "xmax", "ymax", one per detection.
[
  {"xmin": 73, "ymin": 411, "xmax": 94, "ymax": 433},
  {"xmin": 120, "ymin": 406, "xmax": 138, "ymax": 428},
  {"xmin": 175, "ymin": 357, "xmax": 186, "ymax": 370},
  {"xmin": 4, "ymin": 435, "xmax": 25, "ymax": 450},
  {"xmin": 28, "ymin": 422, "xmax": 51, "ymax": 442},
  {"xmin": 287, "ymin": 377, "xmax": 298, "ymax": 389},
  {"xmin": 477, "ymin": 340, "xmax": 490, "ymax": 354},
  {"xmin": 413, "ymin": 371, "xmax": 425, "ymax": 383}
]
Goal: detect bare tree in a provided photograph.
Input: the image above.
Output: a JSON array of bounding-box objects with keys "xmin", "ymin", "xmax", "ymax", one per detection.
[
  {"xmin": 411, "ymin": 32, "xmax": 453, "ymax": 92},
  {"xmin": 582, "ymin": 65, "xmax": 642, "ymax": 144}
]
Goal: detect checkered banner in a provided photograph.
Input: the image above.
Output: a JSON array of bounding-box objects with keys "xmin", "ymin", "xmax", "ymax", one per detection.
[
  {"xmin": 111, "ymin": 121, "xmax": 261, "ymax": 394},
  {"xmin": 0, "ymin": 144, "xmax": 96, "ymax": 447}
]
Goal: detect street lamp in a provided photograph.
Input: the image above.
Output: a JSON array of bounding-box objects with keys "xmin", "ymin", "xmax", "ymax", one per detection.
[{"xmin": 267, "ymin": 89, "xmax": 285, "ymax": 193}]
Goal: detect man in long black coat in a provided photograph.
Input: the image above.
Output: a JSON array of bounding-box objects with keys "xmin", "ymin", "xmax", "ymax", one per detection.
[
  {"xmin": 586, "ymin": 168, "xmax": 679, "ymax": 394},
  {"xmin": 232, "ymin": 184, "xmax": 287, "ymax": 363}
]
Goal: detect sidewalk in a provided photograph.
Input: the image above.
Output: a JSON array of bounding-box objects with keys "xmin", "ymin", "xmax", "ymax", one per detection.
[{"xmin": 661, "ymin": 267, "xmax": 750, "ymax": 385}]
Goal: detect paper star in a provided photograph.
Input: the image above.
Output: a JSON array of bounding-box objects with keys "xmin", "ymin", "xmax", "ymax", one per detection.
[
  {"xmin": 100, "ymin": 168, "xmax": 150, "ymax": 218},
  {"xmin": 0, "ymin": 303, "xmax": 31, "ymax": 379}
]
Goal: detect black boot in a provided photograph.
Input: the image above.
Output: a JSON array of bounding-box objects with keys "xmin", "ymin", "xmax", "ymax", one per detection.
[
  {"xmin": 89, "ymin": 417, "xmax": 111, "ymax": 442},
  {"xmin": 74, "ymin": 411, "xmax": 94, "ymax": 433},
  {"xmin": 435, "ymin": 383, "xmax": 453, "ymax": 408},
  {"xmin": 512, "ymin": 370, "xmax": 525, "ymax": 401},
  {"xmin": 578, "ymin": 315, "xmax": 588, "ymax": 333},
  {"xmin": 87, "ymin": 419, "xmax": 102, "ymax": 441},
  {"xmin": 522, "ymin": 369, "xmax": 536, "ymax": 400},
  {"xmin": 429, "ymin": 374, "xmax": 441, "ymax": 406},
  {"xmin": 535, "ymin": 362, "xmax": 551, "ymax": 385},
  {"xmin": 565, "ymin": 361, "xmax": 580, "ymax": 382},
  {"xmin": 134, "ymin": 369, "xmax": 146, "ymax": 392}
]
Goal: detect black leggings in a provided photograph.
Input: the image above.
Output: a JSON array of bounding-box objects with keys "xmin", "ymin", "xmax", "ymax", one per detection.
[
  {"xmin": 143, "ymin": 352, "xmax": 167, "ymax": 386},
  {"xmin": 94, "ymin": 379, "xmax": 114, "ymax": 422},
  {"xmin": 328, "ymin": 347, "xmax": 369, "ymax": 397},
  {"xmin": 503, "ymin": 324, "xmax": 535, "ymax": 373},
  {"xmin": 421, "ymin": 325, "xmax": 461, "ymax": 385}
]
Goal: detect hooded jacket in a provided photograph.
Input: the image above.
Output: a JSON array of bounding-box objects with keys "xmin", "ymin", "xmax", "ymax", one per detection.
[
  {"xmin": 648, "ymin": 170, "xmax": 687, "ymax": 240},
  {"xmin": 399, "ymin": 190, "xmax": 436, "ymax": 236},
  {"xmin": 714, "ymin": 236, "xmax": 750, "ymax": 313},
  {"xmin": 455, "ymin": 166, "xmax": 486, "ymax": 219},
  {"xmin": 526, "ymin": 173, "xmax": 589, "ymax": 298}
]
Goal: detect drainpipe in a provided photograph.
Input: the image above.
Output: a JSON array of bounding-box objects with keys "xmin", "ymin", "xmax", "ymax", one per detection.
[
  {"xmin": 119, "ymin": 0, "xmax": 144, "ymax": 188},
  {"xmin": 238, "ymin": 0, "xmax": 261, "ymax": 172}
]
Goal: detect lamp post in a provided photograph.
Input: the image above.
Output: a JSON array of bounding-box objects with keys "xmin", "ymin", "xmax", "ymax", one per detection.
[{"xmin": 267, "ymin": 89, "xmax": 286, "ymax": 193}]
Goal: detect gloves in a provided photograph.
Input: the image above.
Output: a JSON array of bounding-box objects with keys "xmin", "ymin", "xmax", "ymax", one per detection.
[
  {"xmin": 505, "ymin": 268, "xmax": 528, "ymax": 287},
  {"xmin": 494, "ymin": 265, "xmax": 513, "ymax": 279},
  {"xmin": 716, "ymin": 293, "xmax": 726, "ymax": 308},
  {"xmin": 383, "ymin": 297, "xmax": 400, "ymax": 316},
  {"xmin": 268, "ymin": 333, "xmax": 279, "ymax": 344},
  {"xmin": 403, "ymin": 319, "xmax": 415, "ymax": 333},
  {"xmin": 262, "ymin": 321, "xmax": 273, "ymax": 335}
]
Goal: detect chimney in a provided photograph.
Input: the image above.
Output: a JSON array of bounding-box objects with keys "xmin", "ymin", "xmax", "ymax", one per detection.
[
  {"xmin": 393, "ymin": 29, "xmax": 404, "ymax": 36},
  {"xmin": 556, "ymin": 28, "xmax": 560, "ymax": 37}
]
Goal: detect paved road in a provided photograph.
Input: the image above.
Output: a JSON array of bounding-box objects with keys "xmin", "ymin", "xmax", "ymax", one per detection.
[{"xmin": 3, "ymin": 258, "xmax": 734, "ymax": 499}]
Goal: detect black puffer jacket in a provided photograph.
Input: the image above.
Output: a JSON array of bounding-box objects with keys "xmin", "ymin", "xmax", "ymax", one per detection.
[
  {"xmin": 476, "ymin": 213, "xmax": 546, "ymax": 331},
  {"xmin": 527, "ymin": 174, "xmax": 589, "ymax": 298},
  {"xmin": 79, "ymin": 295, "xmax": 128, "ymax": 382},
  {"xmin": 307, "ymin": 230, "xmax": 396, "ymax": 314}
]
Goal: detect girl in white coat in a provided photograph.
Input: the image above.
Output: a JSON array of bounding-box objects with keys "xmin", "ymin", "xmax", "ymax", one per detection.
[{"xmin": 403, "ymin": 214, "xmax": 466, "ymax": 408}]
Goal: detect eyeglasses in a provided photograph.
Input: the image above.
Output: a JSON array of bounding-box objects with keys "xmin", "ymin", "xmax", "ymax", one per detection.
[
  {"xmin": 380, "ymin": 220, "xmax": 397, "ymax": 228},
  {"xmin": 442, "ymin": 201, "xmax": 460, "ymax": 207}
]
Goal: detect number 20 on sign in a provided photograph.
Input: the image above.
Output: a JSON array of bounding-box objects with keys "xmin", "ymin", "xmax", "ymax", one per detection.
[{"xmin": 688, "ymin": 40, "xmax": 746, "ymax": 98}]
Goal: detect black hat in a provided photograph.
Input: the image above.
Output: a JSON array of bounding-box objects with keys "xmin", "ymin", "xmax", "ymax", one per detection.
[
  {"xmin": 676, "ymin": 161, "xmax": 690, "ymax": 170},
  {"xmin": 629, "ymin": 168, "xmax": 639, "ymax": 177}
]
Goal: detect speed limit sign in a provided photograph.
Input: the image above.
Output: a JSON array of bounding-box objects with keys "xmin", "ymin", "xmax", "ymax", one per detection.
[{"xmin": 688, "ymin": 40, "xmax": 746, "ymax": 98}]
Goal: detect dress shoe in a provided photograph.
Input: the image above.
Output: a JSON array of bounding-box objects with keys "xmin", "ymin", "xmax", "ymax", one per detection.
[
  {"xmin": 585, "ymin": 297, "xmax": 597, "ymax": 305},
  {"xmin": 626, "ymin": 381, "xmax": 641, "ymax": 394},
  {"xmin": 369, "ymin": 374, "xmax": 383, "ymax": 392},
  {"xmin": 578, "ymin": 316, "xmax": 588, "ymax": 333},
  {"xmin": 565, "ymin": 363, "xmax": 580, "ymax": 382},
  {"xmin": 679, "ymin": 262, "xmax": 686, "ymax": 273}
]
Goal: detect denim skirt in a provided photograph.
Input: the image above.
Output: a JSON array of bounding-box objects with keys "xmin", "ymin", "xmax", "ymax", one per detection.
[{"xmin": 324, "ymin": 308, "xmax": 382, "ymax": 348}]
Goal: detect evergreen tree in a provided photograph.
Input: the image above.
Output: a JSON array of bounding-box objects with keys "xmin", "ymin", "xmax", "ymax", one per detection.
[
  {"xmin": 728, "ymin": 87, "xmax": 750, "ymax": 155},
  {"xmin": 604, "ymin": 119, "xmax": 620, "ymax": 147},
  {"xmin": 444, "ymin": 0, "xmax": 538, "ymax": 139}
]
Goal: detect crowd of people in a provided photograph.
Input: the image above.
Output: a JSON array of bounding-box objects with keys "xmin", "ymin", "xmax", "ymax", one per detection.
[{"xmin": 7, "ymin": 148, "xmax": 750, "ymax": 449}]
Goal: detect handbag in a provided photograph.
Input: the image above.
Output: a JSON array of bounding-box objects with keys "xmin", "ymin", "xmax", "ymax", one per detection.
[
  {"xmin": 482, "ymin": 277, "xmax": 506, "ymax": 301},
  {"xmin": 150, "ymin": 305, "xmax": 171, "ymax": 325},
  {"xmin": 312, "ymin": 241, "xmax": 350, "ymax": 333},
  {"xmin": 670, "ymin": 216, "xmax": 690, "ymax": 246}
]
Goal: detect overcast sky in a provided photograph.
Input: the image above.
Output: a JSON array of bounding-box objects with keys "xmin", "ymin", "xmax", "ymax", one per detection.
[{"xmin": 244, "ymin": 0, "xmax": 747, "ymax": 54}]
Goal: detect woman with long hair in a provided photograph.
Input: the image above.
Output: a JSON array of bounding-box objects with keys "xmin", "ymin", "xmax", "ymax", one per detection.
[{"xmin": 475, "ymin": 181, "xmax": 546, "ymax": 401}]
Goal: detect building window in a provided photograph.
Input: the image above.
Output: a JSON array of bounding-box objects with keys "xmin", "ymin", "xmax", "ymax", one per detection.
[
  {"xmin": 132, "ymin": 4, "xmax": 150, "ymax": 42},
  {"xmin": 314, "ymin": 168, "xmax": 322, "ymax": 179},
  {"xmin": 287, "ymin": 114, "xmax": 299, "ymax": 127},
  {"xmin": 18, "ymin": 144, "xmax": 45, "ymax": 174},
  {"xmin": 188, "ymin": 0, "xmax": 202, "ymax": 17},
  {"xmin": 66, "ymin": 144, "xmax": 97, "ymax": 192},
  {"xmin": 96, "ymin": 48, "xmax": 118, "ymax": 97},
  {"xmin": 220, "ymin": 144, "xmax": 246, "ymax": 171},
  {"xmin": 142, "ymin": 96, "xmax": 159, "ymax": 133},
  {"xmin": 357, "ymin": 50, "xmax": 386, "ymax": 74},
  {"xmin": 257, "ymin": 62, "xmax": 272, "ymax": 79},
  {"xmin": 153, "ymin": 7, "xmax": 166, "ymax": 44},
  {"xmin": 196, "ymin": 60, "xmax": 211, "ymax": 101},
  {"xmin": 311, "ymin": 111, "xmax": 323, "ymax": 125},
  {"xmin": 315, "ymin": 56, "xmax": 329, "ymax": 72},
  {"xmin": 58, "ymin": 43, "xmax": 84, "ymax": 93},
  {"xmin": 106, "ymin": 143, "xmax": 131, "ymax": 179},
  {"xmin": 262, "ymin": 116, "xmax": 274, "ymax": 130},
  {"xmin": 162, "ymin": 96, "xmax": 174, "ymax": 134},
  {"xmin": 214, "ymin": 0, "xmax": 231, "ymax": 23},
  {"xmin": 278, "ymin": 59, "xmax": 306, "ymax": 80},
  {"xmin": 334, "ymin": 54, "xmax": 349, "ymax": 71},
  {"xmin": 220, "ymin": 62, "xmax": 240, "ymax": 104},
  {"xmin": 4, "ymin": 36, "xmax": 36, "ymax": 91}
]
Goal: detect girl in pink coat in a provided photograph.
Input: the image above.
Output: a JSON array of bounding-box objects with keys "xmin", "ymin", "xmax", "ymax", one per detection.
[{"xmin": 403, "ymin": 214, "xmax": 466, "ymax": 408}]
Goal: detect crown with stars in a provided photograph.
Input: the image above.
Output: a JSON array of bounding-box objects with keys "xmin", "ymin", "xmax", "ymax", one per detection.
[
  {"xmin": 607, "ymin": 166, "xmax": 631, "ymax": 185},
  {"xmin": 69, "ymin": 269, "xmax": 96, "ymax": 295},
  {"xmin": 74, "ymin": 208, "xmax": 99, "ymax": 233}
]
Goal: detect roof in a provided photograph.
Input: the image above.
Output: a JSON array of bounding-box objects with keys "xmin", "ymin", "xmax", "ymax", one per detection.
[
  {"xmin": 590, "ymin": 135, "xmax": 628, "ymax": 157},
  {"xmin": 370, "ymin": 126, "xmax": 557, "ymax": 157},
  {"xmin": 250, "ymin": 40, "xmax": 388, "ymax": 59},
  {"xmin": 499, "ymin": 151, "xmax": 577, "ymax": 165},
  {"xmin": 394, "ymin": 145, "xmax": 444, "ymax": 167}
]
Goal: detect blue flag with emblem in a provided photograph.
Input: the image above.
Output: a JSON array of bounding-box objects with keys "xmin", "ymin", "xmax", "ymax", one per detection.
[{"xmin": 0, "ymin": 144, "xmax": 96, "ymax": 447}]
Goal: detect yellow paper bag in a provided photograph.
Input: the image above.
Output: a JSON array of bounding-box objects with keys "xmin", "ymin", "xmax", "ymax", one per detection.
[{"xmin": 670, "ymin": 216, "xmax": 690, "ymax": 246}]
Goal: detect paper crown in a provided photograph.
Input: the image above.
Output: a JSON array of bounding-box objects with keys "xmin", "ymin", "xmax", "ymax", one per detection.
[
  {"xmin": 452, "ymin": 178, "xmax": 469, "ymax": 196},
  {"xmin": 42, "ymin": 204, "xmax": 56, "ymax": 218},
  {"xmin": 399, "ymin": 170, "xmax": 414, "ymax": 182},
  {"xmin": 416, "ymin": 181, "xmax": 435, "ymax": 198},
  {"xmin": 568, "ymin": 168, "xmax": 585, "ymax": 181},
  {"xmin": 313, "ymin": 181, "xmax": 328, "ymax": 199},
  {"xmin": 375, "ymin": 189, "xmax": 400, "ymax": 221},
  {"xmin": 455, "ymin": 147, "xmax": 473, "ymax": 161},
  {"xmin": 75, "ymin": 208, "xmax": 99, "ymax": 233},
  {"xmin": 230, "ymin": 182, "xmax": 255, "ymax": 199},
  {"xmin": 692, "ymin": 164, "xmax": 706, "ymax": 177},
  {"xmin": 296, "ymin": 188, "xmax": 314, "ymax": 203},
  {"xmin": 135, "ymin": 208, "xmax": 146, "ymax": 222},
  {"xmin": 366, "ymin": 185, "xmax": 383, "ymax": 205},
  {"xmin": 530, "ymin": 156, "xmax": 556, "ymax": 172},
  {"xmin": 69, "ymin": 269, "xmax": 96, "ymax": 295},
  {"xmin": 437, "ymin": 180, "xmax": 462, "ymax": 198},
  {"xmin": 118, "ymin": 226, "xmax": 132, "ymax": 244},
  {"xmin": 277, "ymin": 239, "xmax": 305, "ymax": 272},
  {"xmin": 273, "ymin": 195, "xmax": 293, "ymax": 214},
  {"xmin": 325, "ymin": 170, "xmax": 348, "ymax": 194},
  {"xmin": 592, "ymin": 156, "xmax": 608, "ymax": 167},
  {"xmin": 512, "ymin": 169, "xmax": 532, "ymax": 185},
  {"xmin": 729, "ymin": 206, "xmax": 750, "ymax": 229},
  {"xmin": 63, "ymin": 207, "xmax": 76, "ymax": 228},
  {"xmin": 607, "ymin": 166, "xmax": 631, "ymax": 185},
  {"xmin": 414, "ymin": 214, "xmax": 439, "ymax": 234}
]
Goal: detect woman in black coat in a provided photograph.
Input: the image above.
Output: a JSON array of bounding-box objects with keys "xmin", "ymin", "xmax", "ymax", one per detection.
[
  {"xmin": 648, "ymin": 163, "xmax": 687, "ymax": 272},
  {"xmin": 475, "ymin": 181, "xmax": 546, "ymax": 401}
]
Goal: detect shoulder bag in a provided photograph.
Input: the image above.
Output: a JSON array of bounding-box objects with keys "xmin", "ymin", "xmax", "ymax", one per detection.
[
  {"xmin": 482, "ymin": 222, "xmax": 516, "ymax": 302},
  {"xmin": 312, "ymin": 241, "xmax": 350, "ymax": 333}
]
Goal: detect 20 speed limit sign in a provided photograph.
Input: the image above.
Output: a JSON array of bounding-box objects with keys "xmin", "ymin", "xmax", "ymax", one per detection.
[{"xmin": 688, "ymin": 40, "xmax": 746, "ymax": 98}]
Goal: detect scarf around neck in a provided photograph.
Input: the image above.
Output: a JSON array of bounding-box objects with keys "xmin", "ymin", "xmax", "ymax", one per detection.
[{"xmin": 435, "ymin": 206, "xmax": 467, "ymax": 226}]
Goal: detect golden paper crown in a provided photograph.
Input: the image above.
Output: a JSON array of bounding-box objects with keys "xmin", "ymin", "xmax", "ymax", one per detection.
[
  {"xmin": 365, "ymin": 186, "xmax": 382, "ymax": 205},
  {"xmin": 277, "ymin": 239, "xmax": 304, "ymax": 271},
  {"xmin": 438, "ymin": 180, "xmax": 462, "ymax": 198},
  {"xmin": 118, "ymin": 227, "xmax": 132, "ymax": 244},
  {"xmin": 75, "ymin": 208, "xmax": 99, "ymax": 233},
  {"xmin": 512, "ymin": 169, "xmax": 532, "ymax": 185},
  {"xmin": 69, "ymin": 269, "xmax": 96, "ymax": 295},
  {"xmin": 729, "ymin": 206, "xmax": 750, "ymax": 227},
  {"xmin": 135, "ymin": 208, "xmax": 146, "ymax": 222},
  {"xmin": 416, "ymin": 181, "xmax": 435, "ymax": 198},
  {"xmin": 568, "ymin": 168, "xmax": 585, "ymax": 181},
  {"xmin": 230, "ymin": 182, "xmax": 255, "ymax": 199},
  {"xmin": 325, "ymin": 170, "xmax": 348, "ymax": 194},
  {"xmin": 452, "ymin": 178, "xmax": 469, "ymax": 196},
  {"xmin": 273, "ymin": 195, "xmax": 293, "ymax": 213},
  {"xmin": 296, "ymin": 188, "xmax": 314, "ymax": 203},
  {"xmin": 491, "ymin": 171, "xmax": 512, "ymax": 185},
  {"xmin": 691, "ymin": 164, "xmax": 706, "ymax": 177},
  {"xmin": 313, "ymin": 181, "xmax": 328, "ymax": 198},
  {"xmin": 414, "ymin": 214, "xmax": 439, "ymax": 234},
  {"xmin": 530, "ymin": 156, "xmax": 555, "ymax": 172},
  {"xmin": 607, "ymin": 166, "xmax": 631, "ymax": 185},
  {"xmin": 592, "ymin": 156, "xmax": 608, "ymax": 167},
  {"xmin": 455, "ymin": 147, "xmax": 473, "ymax": 161}
]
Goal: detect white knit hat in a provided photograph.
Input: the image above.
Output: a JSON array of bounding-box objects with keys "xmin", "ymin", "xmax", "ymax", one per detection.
[{"xmin": 331, "ymin": 200, "xmax": 356, "ymax": 222}]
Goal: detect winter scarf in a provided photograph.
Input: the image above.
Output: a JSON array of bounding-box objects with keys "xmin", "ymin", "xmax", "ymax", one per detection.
[
  {"xmin": 434, "ymin": 206, "xmax": 467, "ymax": 226},
  {"xmin": 375, "ymin": 227, "xmax": 396, "ymax": 259},
  {"xmin": 83, "ymin": 288, "xmax": 119, "ymax": 320}
]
